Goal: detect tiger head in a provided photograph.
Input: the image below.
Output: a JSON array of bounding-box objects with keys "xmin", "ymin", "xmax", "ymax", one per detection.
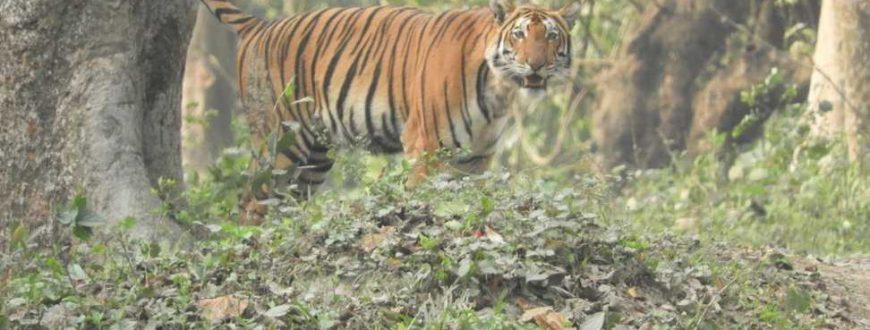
[{"xmin": 487, "ymin": 0, "xmax": 580, "ymax": 94}]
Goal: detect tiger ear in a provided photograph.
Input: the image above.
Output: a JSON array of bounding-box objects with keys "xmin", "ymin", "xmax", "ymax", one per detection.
[
  {"xmin": 558, "ymin": 1, "xmax": 582, "ymax": 29},
  {"xmin": 490, "ymin": 0, "xmax": 515, "ymax": 24}
]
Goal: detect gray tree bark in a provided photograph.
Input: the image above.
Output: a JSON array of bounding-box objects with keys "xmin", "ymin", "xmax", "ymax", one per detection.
[
  {"xmin": 807, "ymin": 0, "xmax": 870, "ymax": 165},
  {"xmin": 0, "ymin": 0, "xmax": 196, "ymax": 241}
]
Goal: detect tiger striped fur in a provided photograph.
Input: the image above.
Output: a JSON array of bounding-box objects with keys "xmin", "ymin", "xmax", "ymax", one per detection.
[{"xmin": 198, "ymin": 0, "xmax": 580, "ymax": 207}]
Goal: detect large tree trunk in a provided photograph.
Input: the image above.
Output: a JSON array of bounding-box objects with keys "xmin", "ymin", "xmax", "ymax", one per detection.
[
  {"xmin": 182, "ymin": 7, "xmax": 237, "ymax": 171},
  {"xmin": 592, "ymin": 0, "xmax": 749, "ymax": 169},
  {"xmin": 807, "ymin": 0, "xmax": 870, "ymax": 165},
  {"xmin": 0, "ymin": 0, "xmax": 196, "ymax": 241},
  {"xmin": 592, "ymin": 0, "xmax": 817, "ymax": 170}
]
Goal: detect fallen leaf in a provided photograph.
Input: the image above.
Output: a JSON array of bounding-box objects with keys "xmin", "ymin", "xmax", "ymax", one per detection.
[
  {"xmin": 520, "ymin": 306, "xmax": 553, "ymax": 323},
  {"xmin": 386, "ymin": 257, "xmax": 403, "ymax": 269},
  {"xmin": 359, "ymin": 226, "xmax": 396, "ymax": 252},
  {"xmin": 485, "ymin": 225, "xmax": 505, "ymax": 244},
  {"xmin": 535, "ymin": 310, "xmax": 567, "ymax": 330},
  {"xmin": 359, "ymin": 233, "xmax": 385, "ymax": 252},
  {"xmin": 515, "ymin": 297, "xmax": 532, "ymax": 310},
  {"xmin": 626, "ymin": 287, "xmax": 642, "ymax": 299},
  {"xmin": 520, "ymin": 306, "xmax": 567, "ymax": 330},
  {"xmin": 263, "ymin": 304, "xmax": 292, "ymax": 318},
  {"xmin": 580, "ymin": 312, "xmax": 606, "ymax": 330},
  {"xmin": 197, "ymin": 295, "xmax": 249, "ymax": 323}
]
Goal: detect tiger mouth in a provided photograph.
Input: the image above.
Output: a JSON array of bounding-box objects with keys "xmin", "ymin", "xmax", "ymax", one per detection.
[{"xmin": 521, "ymin": 74, "xmax": 546, "ymax": 89}]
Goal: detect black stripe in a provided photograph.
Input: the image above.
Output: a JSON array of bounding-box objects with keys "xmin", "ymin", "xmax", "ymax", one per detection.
[
  {"xmin": 476, "ymin": 62, "xmax": 492, "ymax": 123},
  {"xmin": 214, "ymin": 8, "xmax": 242, "ymax": 20},
  {"xmin": 443, "ymin": 81, "xmax": 461, "ymax": 149},
  {"xmin": 365, "ymin": 62, "xmax": 382, "ymax": 141},
  {"xmin": 458, "ymin": 45, "xmax": 473, "ymax": 140},
  {"xmin": 227, "ymin": 16, "xmax": 255, "ymax": 25},
  {"xmin": 322, "ymin": 9, "xmax": 368, "ymax": 133},
  {"xmin": 280, "ymin": 147, "xmax": 306, "ymax": 164}
]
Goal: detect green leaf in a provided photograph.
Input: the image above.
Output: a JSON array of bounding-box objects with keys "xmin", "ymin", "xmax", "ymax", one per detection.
[
  {"xmin": 732, "ymin": 114, "xmax": 759, "ymax": 139},
  {"xmin": 45, "ymin": 257, "xmax": 64, "ymax": 275},
  {"xmin": 10, "ymin": 222, "xmax": 27, "ymax": 250},
  {"xmin": 784, "ymin": 287, "xmax": 812, "ymax": 313},
  {"xmin": 818, "ymin": 100, "xmax": 833, "ymax": 113},
  {"xmin": 75, "ymin": 209, "xmax": 105, "ymax": 227},
  {"xmin": 67, "ymin": 263, "xmax": 89, "ymax": 281},
  {"xmin": 119, "ymin": 217, "xmax": 137, "ymax": 231},
  {"xmin": 72, "ymin": 194, "xmax": 87, "ymax": 210},
  {"xmin": 73, "ymin": 225, "xmax": 93, "ymax": 241},
  {"xmin": 480, "ymin": 196, "xmax": 495, "ymax": 216},
  {"xmin": 148, "ymin": 242, "xmax": 161, "ymax": 258},
  {"xmin": 57, "ymin": 209, "xmax": 78, "ymax": 225},
  {"xmin": 282, "ymin": 82, "xmax": 295, "ymax": 100}
]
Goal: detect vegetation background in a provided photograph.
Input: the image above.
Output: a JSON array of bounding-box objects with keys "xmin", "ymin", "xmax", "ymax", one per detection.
[{"xmin": 2, "ymin": 0, "xmax": 869, "ymax": 328}]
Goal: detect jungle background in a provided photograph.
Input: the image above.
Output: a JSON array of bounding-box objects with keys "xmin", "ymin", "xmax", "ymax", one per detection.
[{"xmin": 1, "ymin": 0, "xmax": 869, "ymax": 328}]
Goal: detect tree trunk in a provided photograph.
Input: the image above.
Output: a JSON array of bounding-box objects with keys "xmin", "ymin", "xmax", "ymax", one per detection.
[
  {"xmin": 182, "ymin": 7, "xmax": 237, "ymax": 171},
  {"xmin": 592, "ymin": 0, "xmax": 818, "ymax": 170},
  {"xmin": 592, "ymin": 0, "xmax": 749, "ymax": 169},
  {"xmin": 0, "ymin": 0, "xmax": 196, "ymax": 241},
  {"xmin": 807, "ymin": 0, "xmax": 870, "ymax": 165}
]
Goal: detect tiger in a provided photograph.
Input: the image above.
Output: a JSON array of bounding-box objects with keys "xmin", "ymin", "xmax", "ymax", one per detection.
[{"xmin": 198, "ymin": 0, "xmax": 580, "ymax": 216}]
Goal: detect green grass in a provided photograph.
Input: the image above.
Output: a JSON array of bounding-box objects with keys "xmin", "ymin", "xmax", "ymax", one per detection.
[{"xmin": 618, "ymin": 106, "xmax": 870, "ymax": 256}]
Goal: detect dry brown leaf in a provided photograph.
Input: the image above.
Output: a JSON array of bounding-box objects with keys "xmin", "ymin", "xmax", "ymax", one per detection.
[
  {"xmin": 520, "ymin": 306, "xmax": 554, "ymax": 323},
  {"xmin": 359, "ymin": 226, "xmax": 397, "ymax": 252},
  {"xmin": 359, "ymin": 233, "xmax": 384, "ymax": 252},
  {"xmin": 197, "ymin": 295, "xmax": 249, "ymax": 323},
  {"xmin": 386, "ymin": 257, "xmax": 403, "ymax": 269},
  {"xmin": 535, "ymin": 310, "xmax": 567, "ymax": 330},
  {"xmin": 626, "ymin": 287, "xmax": 642, "ymax": 299},
  {"xmin": 485, "ymin": 225, "xmax": 505, "ymax": 243},
  {"xmin": 519, "ymin": 305, "xmax": 568, "ymax": 330},
  {"xmin": 515, "ymin": 297, "xmax": 533, "ymax": 310}
]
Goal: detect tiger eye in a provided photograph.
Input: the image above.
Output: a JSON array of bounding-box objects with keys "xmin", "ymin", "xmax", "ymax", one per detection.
[{"xmin": 547, "ymin": 31, "xmax": 559, "ymax": 41}]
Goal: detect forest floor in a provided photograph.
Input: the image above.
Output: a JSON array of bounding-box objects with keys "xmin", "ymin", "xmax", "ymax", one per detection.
[
  {"xmin": 3, "ymin": 109, "xmax": 869, "ymax": 328},
  {"xmin": 791, "ymin": 256, "xmax": 870, "ymax": 327},
  {"xmin": 2, "ymin": 163, "xmax": 868, "ymax": 329}
]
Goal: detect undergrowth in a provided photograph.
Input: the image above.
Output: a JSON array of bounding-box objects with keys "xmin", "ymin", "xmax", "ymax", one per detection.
[
  {"xmin": 618, "ymin": 72, "xmax": 870, "ymax": 256},
  {"xmin": 0, "ymin": 151, "xmax": 858, "ymax": 328},
  {"xmin": 2, "ymin": 71, "xmax": 866, "ymax": 328}
]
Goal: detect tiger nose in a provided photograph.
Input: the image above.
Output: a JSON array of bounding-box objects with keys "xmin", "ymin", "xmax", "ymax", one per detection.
[{"xmin": 529, "ymin": 60, "xmax": 546, "ymax": 72}]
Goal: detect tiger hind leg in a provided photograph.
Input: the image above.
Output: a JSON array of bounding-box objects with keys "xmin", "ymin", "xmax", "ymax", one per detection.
[
  {"xmin": 289, "ymin": 145, "xmax": 335, "ymax": 199},
  {"xmin": 239, "ymin": 125, "xmax": 334, "ymax": 223}
]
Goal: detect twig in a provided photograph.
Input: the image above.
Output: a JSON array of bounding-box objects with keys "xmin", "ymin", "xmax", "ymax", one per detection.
[{"xmin": 691, "ymin": 274, "xmax": 740, "ymax": 330}]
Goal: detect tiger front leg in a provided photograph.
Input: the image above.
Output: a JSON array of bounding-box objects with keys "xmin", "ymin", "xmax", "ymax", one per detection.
[
  {"xmin": 450, "ymin": 152, "xmax": 496, "ymax": 177},
  {"xmin": 401, "ymin": 117, "xmax": 444, "ymax": 189}
]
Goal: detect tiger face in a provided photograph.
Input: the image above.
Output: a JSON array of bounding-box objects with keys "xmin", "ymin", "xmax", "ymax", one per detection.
[{"xmin": 487, "ymin": 0, "xmax": 581, "ymax": 93}]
